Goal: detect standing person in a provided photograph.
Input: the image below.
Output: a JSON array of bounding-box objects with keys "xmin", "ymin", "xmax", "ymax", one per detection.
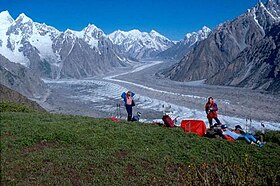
[
  {"xmin": 121, "ymin": 91, "xmax": 135, "ymax": 121},
  {"xmin": 205, "ymin": 97, "xmax": 221, "ymax": 128}
]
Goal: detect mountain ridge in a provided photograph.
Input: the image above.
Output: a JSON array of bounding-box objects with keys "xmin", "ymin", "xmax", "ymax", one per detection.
[
  {"xmin": 0, "ymin": 11, "xmax": 129, "ymax": 79},
  {"xmin": 0, "ymin": 54, "xmax": 47, "ymax": 99},
  {"xmin": 161, "ymin": 0, "xmax": 280, "ymax": 92},
  {"xmin": 206, "ymin": 23, "xmax": 280, "ymax": 92},
  {"xmin": 108, "ymin": 29, "xmax": 175, "ymax": 60},
  {"xmin": 156, "ymin": 26, "xmax": 211, "ymax": 60}
]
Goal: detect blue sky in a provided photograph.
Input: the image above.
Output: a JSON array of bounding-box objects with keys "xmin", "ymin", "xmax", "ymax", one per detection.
[{"xmin": 1, "ymin": 0, "xmax": 260, "ymax": 40}]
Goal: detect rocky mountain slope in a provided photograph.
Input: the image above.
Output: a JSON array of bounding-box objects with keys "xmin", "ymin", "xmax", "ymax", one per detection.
[
  {"xmin": 0, "ymin": 11, "xmax": 129, "ymax": 79},
  {"xmin": 162, "ymin": 0, "xmax": 280, "ymax": 88},
  {"xmin": 0, "ymin": 54, "xmax": 47, "ymax": 99},
  {"xmin": 206, "ymin": 23, "xmax": 280, "ymax": 92},
  {"xmin": 0, "ymin": 83, "xmax": 46, "ymax": 111}
]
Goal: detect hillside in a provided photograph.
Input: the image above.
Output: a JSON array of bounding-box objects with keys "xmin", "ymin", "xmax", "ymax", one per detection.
[
  {"xmin": 1, "ymin": 107, "xmax": 280, "ymax": 185},
  {"xmin": 0, "ymin": 84, "xmax": 45, "ymax": 112},
  {"xmin": 206, "ymin": 23, "xmax": 280, "ymax": 92},
  {"xmin": 0, "ymin": 54, "xmax": 47, "ymax": 99},
  {"xmin": 162, "ymin": 0, "xmax": 280, "ymax": 92}
]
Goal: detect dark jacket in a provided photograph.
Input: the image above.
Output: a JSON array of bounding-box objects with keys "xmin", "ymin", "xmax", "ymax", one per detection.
[{"xmin": 121, "ymin": 92, "xmax": 135, "ymax": 105}]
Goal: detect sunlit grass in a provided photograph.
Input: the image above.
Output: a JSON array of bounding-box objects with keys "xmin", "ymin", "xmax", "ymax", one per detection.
[{"xmin": 1, "ymin": 104, "xmax": 280, "ymax": 185}]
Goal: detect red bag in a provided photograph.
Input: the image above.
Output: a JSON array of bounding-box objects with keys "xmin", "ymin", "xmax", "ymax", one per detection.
[{"xmin": 162, "ymin": 115, "xmax": 175, "ymax": 128}]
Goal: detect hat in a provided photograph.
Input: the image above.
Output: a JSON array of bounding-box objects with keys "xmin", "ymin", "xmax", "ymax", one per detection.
[
  {"xmin": 235, "ymin": 125, "xmax": 242, "ymax": 130},
  {"xmin": 221, "ymin": 124, "xmax": 227, "ymax": 129}
]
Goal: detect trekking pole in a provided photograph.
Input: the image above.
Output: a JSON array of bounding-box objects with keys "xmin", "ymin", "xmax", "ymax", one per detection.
[
  {"xmin": 249, "ymin": 118, "xmax": 252, "ymax": 134},
  {"xmin": 116, "ymin": 103, "xmax": 121, "ymax": 118},
  {"xmin": 118, "ymin": 103, "xmax": 122, "ymax": 119},
  {"xmin": 119, "ymin": 104, "xmax": 121, "ymax": 118},
  {"xmin": 113, "ymin": 104, "xmax": 117, "ymax": 118},
  {"xmin": 261, "ymin": 122, "xmax": 265, "ymax": 143},
  {"xmin": 116, "ymin": 103, "xmax": 119, "ymax": 118},
  {"xmin": 245, "ymin": 118, "xmax": 248, "ymax": 133}
]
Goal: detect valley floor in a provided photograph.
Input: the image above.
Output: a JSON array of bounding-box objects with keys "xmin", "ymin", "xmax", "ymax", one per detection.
[{"xmin": 41, "ymin": 60, "xmax": 280, "ymax": 131}]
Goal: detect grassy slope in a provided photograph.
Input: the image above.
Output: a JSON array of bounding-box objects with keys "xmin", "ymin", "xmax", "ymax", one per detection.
[
  {"xmin": 1, "ymin": 111, "xmax": 280, "ymax": 185},
  {"xmin": 0, "ymin": 84, "xmax": 46, "ymax": 112}
]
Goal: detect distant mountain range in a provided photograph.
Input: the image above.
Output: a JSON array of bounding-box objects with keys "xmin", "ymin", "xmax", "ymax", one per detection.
[
  {"xmin": 0, "ymin": 10, "xmax": 209, "ymax": 98},
  {"xmin": 0, "ymin": 10, "xmax": 208, "ymax": 78},
  {"xmin": 162, "ymin": 0, "xmax": 280, "ymax": 92},
  {"xmin": 108, "ymin": 29, "xmax": 175, "ymax": 60},
  {"xmin": 0, "ymin": 11, "xmax": 129, "ymax": 79},
  {"xmin": 156, "ymin": 26, "xmax": 211, "ymax": 60},
  {"xmin": 1, "ymin": 0, "xmax": 280, "ymax": 99}
]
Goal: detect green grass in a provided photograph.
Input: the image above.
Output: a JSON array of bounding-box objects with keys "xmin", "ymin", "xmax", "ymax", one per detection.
[
  {"xmin": 1, "ymin": 111, "xmax": 280, "ymax": 185},
  {"xmin": 0, "ymin": 101, "xmax": 36, "ymax": 113}
]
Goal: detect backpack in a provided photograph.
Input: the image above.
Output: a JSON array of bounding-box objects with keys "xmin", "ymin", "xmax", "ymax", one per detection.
[
  {"xmin": 132, "ymin": 115, "xmax": 139, "ymax": 122},
  {"xmin": 162, "ymin": 115, "xmax": 175, "ymax": 128},
  {"xmin": 205, "ymin": 128, "xmax": 224, "ymax": 139}
]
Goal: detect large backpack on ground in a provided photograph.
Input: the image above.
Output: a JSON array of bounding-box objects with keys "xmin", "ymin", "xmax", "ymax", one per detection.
[
  {"xmin": 162, "ymin": 115, "xmax": 175, "ymax": 128},
  {"xmin": 181, "ymin": 120, "xmax": 206, "ymax": 137},
  {"xmin": 205, "ymin": 125, "xmax": 224, "ymax": 139}
]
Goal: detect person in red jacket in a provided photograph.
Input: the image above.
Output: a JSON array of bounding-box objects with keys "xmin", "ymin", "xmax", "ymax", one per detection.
[{"xmin": 205, "ymin": 97, "xmax": 221, "ymax": 128}]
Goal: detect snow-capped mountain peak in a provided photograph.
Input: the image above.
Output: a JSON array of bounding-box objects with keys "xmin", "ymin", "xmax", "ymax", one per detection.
[
  {"xmin": 265, "ymin": 0, "xmax": 280, "ymax": 19},
  {"xmin": 65, "ymin": 28, "xmax": 75, "ymax": 33},
  {"xmin": 82, "ymin": 23, "xmax": 105, "ymax": 39},
  {"xmin": 201, "ymin": 26, "xmax": 211, "ymax": 33},
  {"xmin": 259, "ymin": 1, "xmax": 265, "ymax": 8},
  {"xmin": 0, "ymin": 10, "xmax": 130, "ymax": 79},
  {"xmin": 15, "ymin": 13, "xmax": 33, "ymax": 24},
  {"xmin": 84, "ymin": 23, "xmax": 99, "ymax": 31},
  {"xmin": 253, "ymin": 0, "xmax": 280, "ymax": 18},
  {"xmin": 108, "ymin": 29, "xmax": 174, "ymax": 59},
  {"xmin": 197, "ymin": 26, "xmax": 211, "ymax": 39},
  {"xmin": 109, "ymin": 29, "xmax": 171, "ymax": 43},
  {"xmin": 246, "ymin": 0, "xmax": 280, "ymax": 34},
  {"xmin": 62, "ymin": 29, "xmax": 80, "ymax": 41},
  {"xmin": 149, "ymin": 29, "xmax": 170, "ymax": 40},
  {"xmin": 107, "ymin": 30, "xmax": 127, "ymax": 45},
  {"xmin": 0, "ymin": 10, "xmax": 14, "ymax": 26},
  {"xmin": 150, "ymin": 29, "xmax": 159, "ymax": 35},
  {"xmin": 156, "ymin": 26, "xmax": 211, "ymax": 60},
  {"xmin": 127, "ymin": 29, "xmax": 142, "ymax": 38},
  {"xmin": 34, "ymin": 22, "xmax": 60, "ymax": 38},
  {"xmin": 63, "ymin": 24, "xmax": 105, "ymax": 48},
  {"xmin": 185, "ymin": 26, "xmax": 211, "ymax": 42}
]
